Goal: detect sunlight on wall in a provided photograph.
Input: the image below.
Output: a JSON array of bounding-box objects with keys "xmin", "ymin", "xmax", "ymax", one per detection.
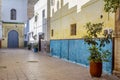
[
  {"xmin": 64, "ymin": 0, "xmax": 90, "ymax": 12},
  {"xmin": 51, "ymin": 0, "xmax": 90, "ymax": 14},
  {"xmin": 50, "ymin": 0, "xmax": 115, "ymax": 40}
]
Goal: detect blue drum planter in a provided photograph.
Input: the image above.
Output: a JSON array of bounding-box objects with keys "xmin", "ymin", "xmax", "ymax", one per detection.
[
  {"xmin": 33, "ymin": 43, "xmax": 38, "ymax": 53},
  {"xmin": 34, "ymin": 48, "xmax": 38, "ymax": 52}
]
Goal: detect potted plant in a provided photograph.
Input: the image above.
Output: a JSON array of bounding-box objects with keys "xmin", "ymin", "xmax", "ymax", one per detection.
[
  {"xmin": 83, "ymin": 22, "xmax": 112, "ymax": 77},
  {"xmin": 27, "ymin": 44, "xmax": 31, "ymax": 50},
  {"xmin": 33, "ymin": 43, "xmax": 38, "ymax": 52}
]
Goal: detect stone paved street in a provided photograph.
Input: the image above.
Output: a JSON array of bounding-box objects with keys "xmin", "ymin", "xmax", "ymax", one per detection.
[{"xmin": 0, "ymin": 49, "xmax": 119, "ymax": 80}]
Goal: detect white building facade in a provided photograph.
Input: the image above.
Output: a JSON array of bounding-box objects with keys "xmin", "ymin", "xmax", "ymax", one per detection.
[
  {"xmin": 28, "ymin": 0, "xmax": 50, "ymax": 51},
  {"xmin": 2, "ymin": 0, "xmax": 27, "ymax": 23},
  {"xmin": 1, "ymin": 0, "xmax": 27, "ymax": 48}
]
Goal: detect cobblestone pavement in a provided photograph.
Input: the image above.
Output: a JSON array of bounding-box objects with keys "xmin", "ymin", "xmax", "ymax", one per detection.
[{"xmin": 0, "ymin": 49, "xmax": 119, "ymax": 80}]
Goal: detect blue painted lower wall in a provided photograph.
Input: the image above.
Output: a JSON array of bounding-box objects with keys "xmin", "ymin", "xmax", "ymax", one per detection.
[{"xmin": 50, "ymin": 39, "xmax": 113, "ymax": 74}]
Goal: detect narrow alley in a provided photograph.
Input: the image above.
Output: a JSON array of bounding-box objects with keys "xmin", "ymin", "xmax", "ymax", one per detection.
[{"xmin": 0, "ymin": 49, "xmax": 119, "ymax": 80}]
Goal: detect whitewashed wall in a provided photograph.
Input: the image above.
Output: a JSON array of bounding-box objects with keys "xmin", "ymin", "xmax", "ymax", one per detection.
[
  {"xmin": 50, "ymin": 0, "xmax": 90, "ymax": 17},
  {"xmin": 34, "ymin": 0, "xmax": 47, "ymax": 40},
  {"xmin": 1, "ymin": 0, "xmax": 27, "ymax": 23},
  {"xmin": 28, "ymin": 0, "xmax": 47, "ymax": 43},
  {"xmin": 29, "ymin": 17, "xmax": 35, "ymax": 43}
]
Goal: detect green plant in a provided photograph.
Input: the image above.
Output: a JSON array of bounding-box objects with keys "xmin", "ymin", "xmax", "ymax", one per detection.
[
  {"xmin": 83, "ymin": 22, "xmax": 112, "ymax": 62},
  {"xmin": 27, "ymin": 44, "xmax": 31, "ymax": 49},
  {"xmin": 33, "ymin": 43, "xmax": 38, "ymax": 48},
  {"xmin": 104, "ymin": 0, "xmax": 120, "ymax": 13},
  {"xmin": 104, "ymin": 0, "xmax": 120, "ymax": 20}
]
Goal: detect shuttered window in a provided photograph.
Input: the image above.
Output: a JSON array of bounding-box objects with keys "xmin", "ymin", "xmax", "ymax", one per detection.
[
  {"xmin": 51, "ymin": 29, "xmax": 54, "ymax": 37},
  {"xmin": 11, "ymin": 9, "xmax": 16, "ymax": 20},
  {"xmin": 71, "ymin": 24, "xmax": 76, "ymax": 35}
]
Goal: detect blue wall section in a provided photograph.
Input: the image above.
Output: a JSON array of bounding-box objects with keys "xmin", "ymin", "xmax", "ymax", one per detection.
[
  {"xmin": 69, "ymin": 40, "xmax": 77, "ymax": 62},
  {"xmin": 61, "ymin": 40, "xmax": 69, "ymax": 60},
  {"xmin": 75, "ymin": 40, "xmax": 90, "ymax": 66},
  {"xmin": 102, "ymin": 41, "xmax": 113, "ymax": 73},
  {"xmin": 50, "ymin": 40, "xmax": 61, "ymax": 57},
  {"xmin": 50, "ymin": 39, "xmax": 113, "ymax": 74}
]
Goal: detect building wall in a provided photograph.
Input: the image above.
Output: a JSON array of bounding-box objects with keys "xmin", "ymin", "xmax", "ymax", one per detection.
[
  {"xmin": 27, "ymin": 0, "xmax": 38, "ymax": 19},
  {"xmin": 24, "ymin": 21, "xmax": 29, "ymax": 41},
  {"xmin": 47, "ymin": 0, "xmax": 51, "ymax": 41},
  {"xmin": 114, "ymin": 38, "xmax": 120, "ymax": 71},
  {"xmin": 1, "ymin": 0, "xmax": 27, "ymax": 48},
  {"xmin": 114, "ymin": 9, "xmax": 120, "ymax": 72},
  {"xmin": 29, "ymin": 17, "xmax": 36, "ymax": 43},
  {"xmin": 29, "ymin": 0, "xmax": 48, "ymax": 50},
  {"xmin": 2, "ymin": 23, "xmax": 24, "ymax": 48},
  {"xmin": 34, "ymin": 0, "xmax": 47, "ymax": 40},
  {"xmin": 50, "ymin": 0, "xmax": 115, "ymax": 73},
  {"xmin": 24, "ymin": 0, "xmax": 38, "ymax": 47},
  {"xmin": 28, "ymin": 0, "xmax": 50, "ymax": 51},
  {"xmin": 1, "ymin": 0, "xmax": 27, "ymax": 23},
  {"xmin": 0, "ymin": 0, "xmax": 1, "ymax": 19},
  {"xmin": 50, "ymin": 0, "xmax": 115, "ymax": 40},
  {"xmin": 0, "ymin": 23, "xmax": 1, "ymax": 47},
  {"xmin": 0, "ymin": 0, "xmax": 2, "ymax": 40},
  {"xmin": 24, "ymin": 22, "xmax": 29, "ymax": 47},
  {"xmin": 29, "ymin": 0, "xmax": 48, "ymax": 44}
]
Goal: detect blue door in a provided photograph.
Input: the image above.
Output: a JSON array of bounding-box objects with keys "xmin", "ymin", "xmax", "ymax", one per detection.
[{"xmin": 8, "ymin": 30, "xmax": 19, "ymax": 48}]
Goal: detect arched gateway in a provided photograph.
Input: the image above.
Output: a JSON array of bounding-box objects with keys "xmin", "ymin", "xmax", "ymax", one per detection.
[{"xmin": 8, "ymin": 30, "xmax": 19, "ymax": 48}]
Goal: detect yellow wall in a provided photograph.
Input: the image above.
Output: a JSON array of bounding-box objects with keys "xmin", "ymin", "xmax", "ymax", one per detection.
[
  {"xmin": 2, "ymin": 23, "xmax": 24, "ymax": 48},
  {"xmin": 50, "ymin": 0, "xmax": 115, "ymax": 40}
]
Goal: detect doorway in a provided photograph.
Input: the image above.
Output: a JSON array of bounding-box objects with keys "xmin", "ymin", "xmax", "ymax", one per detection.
[{"xmin": 8, "ymin": 30, "xmax": 19, "ymax": 48}]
